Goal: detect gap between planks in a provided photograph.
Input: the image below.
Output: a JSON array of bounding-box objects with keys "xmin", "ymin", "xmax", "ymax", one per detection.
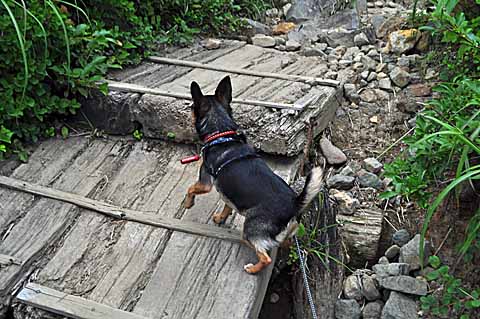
[
  {"xmin": 16, "ymin": 283, "xmax": 148, "ymax": 319},
  {"xmin": 103, "ymin": 80, "xmax": 309, "ymax": 110},
  {"xmin": 0, "ymin": 175, "xmax": 242, "ymax": 243},
  {"xmin": 147, "ymin": 56, "xmax": 340, "ymax": 87}
]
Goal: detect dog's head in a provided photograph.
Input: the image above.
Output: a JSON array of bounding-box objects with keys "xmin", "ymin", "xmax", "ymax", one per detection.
[{"xmin": 190, "ymin": 76, "xmax": 238, "ymax": 140}]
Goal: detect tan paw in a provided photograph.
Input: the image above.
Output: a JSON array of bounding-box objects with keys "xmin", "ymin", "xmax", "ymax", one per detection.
[
  {"xmin": 184, "ymin": 196, "xmax": 195, "ymax": 209},
  {"xmin": 212, "ymin": 212, "xmax": 227, "ymax": 224},
  {"xmin": 243, "ymin": 263, "xmax": 257, "ymax": 274}
]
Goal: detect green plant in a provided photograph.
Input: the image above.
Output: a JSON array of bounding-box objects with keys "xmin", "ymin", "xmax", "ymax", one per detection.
[
  {"xmin": 421, "ymin": 256, "xmax": 480, "ymax": 318},
  {"xmin": 133, "ymin": 129, "xmax": 143, "ymax": 140}
]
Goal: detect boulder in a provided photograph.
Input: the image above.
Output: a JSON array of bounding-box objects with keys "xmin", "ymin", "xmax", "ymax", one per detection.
[
  {"xmin": 381, "ymin": 292, "xmax": 417, "ymax": 319},
  {"xmin": 335, "ymin": 299, "xmax": 361, "ymax": 319},
  {"xmin": 378, "ymin": 275, "xmax": 428, "ymax": 296}
]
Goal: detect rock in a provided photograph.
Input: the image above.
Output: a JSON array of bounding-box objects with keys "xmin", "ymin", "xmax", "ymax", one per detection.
[
  {"xmin": 381, "ymin": 292, "xmax": 417, "ymax": 319},
  {"xmin": 243, "ymin": 19, "xmax": 271, "ymax": 35},
  {"xmin": 394, "ymin": 92, "xmax": 418, "ymax": 113},
  {"xmin": 378, "ymin": 275, "xmax": 427, "ymax": 296},
  {"xmin": 399, "ymin": 234, "xmax": 431, "ymax": 270},
  {"xmin": 406, "ymin": 83, "xmax": 431, "ymax": 97},
  {"xmin": 415, "ymin": 31, "xmax": 430, "ymax": 52},
  {"xmin": 386, "ymin": 1, "xmax": 397, "ymax": 7},
  {"xmin": 303, "ymin": 46, "xmax": 326, "ymax": 57},
  {"xmin": 269, "ymin": 292, "xmax": 280, "ymax": 303},
  {"xmin": 362, "ymin": 275, "xmax": 381, "ymax": 301},
  {"xmin": 374, "ymin": 89, "xmax": 389, "ymax": 101},
  {"xmin": 285, "ymin": 39, "xmax": 301, "ymax": 51},
  {"xmin": 360, "ymin": 89, "xmax": 377, "ymax": 103},
  {"xmin": 344, "ymin": 275, "xmax": 363, "ymax": 300},
  {"xmin": 387, "ymin": 29, "xmax": 421, "ymax": 55},
  {"xmin": 374, "ymin": 0, "xmax": 384, "ymax": 7},
  {"xmin": 327, "ymin": 175, "xmax": 355, "ymax": 190},
  {"xmin": 336, "ymin": 299, "xmax": 361, "ymax": 319},
  {"xmin": 390, "ymin": 67, "xmax": 410, "ymax": 88},
  {"xmin": 318, "ymin": 28, "xmax": 359, "ymax": 48},
  {"xmin": 340, "ymin": 165, "xmax": 356, "ymax": 176},
  {"xmin": 397, "ymin": 56, "xmax": 410, "ymax": 69},
  {"xmin": 376, "ymin": 63, "xmax": 387, "ymax": 73},
  {"xmin": 392, "ymin": 229, "xmax": 410, "ymax": 246},
  {"xmin": 357, "ymin": 169, "xmax": 383, "ymax": 189},
  {"xmin": 344, "ymin": 83, "xmax": 358, "ymax": 102},
  {"xmin": 251, "ymin": 34, "xmax": 276, "ymax": 47},
  {"xmin": 361, "ymin": 70, "xmax": 370, "ymax": 80},
  {"xmin": 425, "ymin": 68, "xmax": 437, "ymax": 80},
  {"xmin": 320, "ymin": 137, "xmax": 348, "ymax": 165},
  {"xmin": 378, "ymin": 256, "xmax": 389, "ymax": 265},
  {"xmin": 286, "ymin": 0, "xmax": 339, "ymax": 22},
  {"xmin": 371, "ymin": 15, "xmax": 386, "ymax": 38},
  {"xmin": 265, "ymin": 8, "xmax": 279, "ymax": 17},
  {"xmin": 367, "ymin": 72, "xmax": 377, "ymax": 82},
  {"xmin": 385, "ymin": 245, "xmax": 401, "ymax": 260},
  {"xmin": 363, "ymin": 300, "xmax": 384, "ymax": 319},
  {"xmin": 283, "ymin": 3, "xmax": 292, "ymax": 17},
  {"xmin": 272, "ymin": 22, "xmax": 296, "ymax": 35},
  {"xmin": 363, "ymin": 158, "xmax": 383, "ymax": 174},
  {"xmin": 376, "ymin": 16, "xmax": 407, "ymax": 39},
  {"xmin": 275, "ymin": 37, "xmax": 286, "ymax": 46},
  {"xmin": 326, "ymin": 71, "xmax": 338, "ymax": 79},
  {"xmin": 362, "ymin": 56, "xmax": 377, "ymax": 71},
  {"xmin": 369, "ymin": 115, "xmax": 379, "ymax": 124},
  {"xmin": 378, "ymin": 78, "xmax": 392, "ymax": 91},
  {"xmin": 354, "ymin": 33, "xmax": 370, "ymax": 46},
  {"xmin": 330, "ymin": 190, "xmax": 358, "ymax": 215},
  {"xmin": 201, "ymin": 38, "xmax": 222, "ymax": 50}
]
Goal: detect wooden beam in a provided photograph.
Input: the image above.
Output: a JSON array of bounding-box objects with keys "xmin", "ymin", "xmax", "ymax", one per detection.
[
  {"xmin": 147, "ymin": 56, "xmax": 340, "ymax": 87},
  {"xmin": 0, "ymin": 176, "xmax": 242, "ymax": 243},
  {"xmin": 0, "ymin": 254, "xmax": 21, "ymax": 267},
  {"xmin": 104, "ymin": 81, "xmax": 305, "ymax": 111},
  {"xmin": 16, "ymin": 283, "xmax": 148, "ymax": 319}
]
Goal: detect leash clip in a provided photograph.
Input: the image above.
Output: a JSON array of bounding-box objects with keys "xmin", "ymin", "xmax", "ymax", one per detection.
[{"xmin": 180, "ymin": 154, "xmax": 201, "ymax": 164}]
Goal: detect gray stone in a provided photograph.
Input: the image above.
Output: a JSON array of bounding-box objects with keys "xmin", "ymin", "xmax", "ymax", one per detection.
[
  {"xmin": 340, "ymin": 165, "xmax": 356, "ymax": 176},
  {"xmin": 390, "ymin": 67, "xmax": 410, "ymax": 88},
  {"xmin": 399, "ymin": 234, "xmax": 430, "ymax": 271},
  {"xmin": 367, "ymin": 49, "xmax": 380, "ymax": 58},
  {"xmin": 362, "ymin": 55, "xmax": 377, "ymax": 71},
  {"xmin": 377, "ymin": 72, "xmax": 388, "ymax": 79},
  {"xmin": 243, "ymin": 18, "xmax": 271, "ymax": 35},
  {"xmin": 362, "ymin": 275, "xmax": 381, "ymax": 301},
  {"xmin": 275, "ymin": 37, "xmax": 286, "ymax": 46},
  {"xmin": 374, "ymin": 0, "xmax": 384, "ymax": 7},
  {"xmin": 379, "ymin": 275, "xmax": 427, "ymax": 296},
  {"xmin": 397, "ymin": 56, "xmax": 410, "ymax": 69},
  {"xmin": 286, "ymin": 0, "xmax": 340, "ymax": 22},
  {"xmin": 378, "ymin": 78, "xmax": 392, "ymax": 91},
  {"xmin": 320, "ymin": 137, "xmax": 348, "ymax": 165},
  {"xmin": 357, "ymin": 170, "xmax": 383, "ymax": 189},
  {"xmin": 336, "ymin": 299, "xmax": 361, "ymax": 319},
  {"xmin": 371, "ymin": 15, "xmax": 386, "ymax": 37},
  {"xmin": 283, "ymin": 3, "xmax": 292, "ymax": 17},
  {"xmin": 378, "ymin": 256, "xmax": 389, "ymax": 265},
  {"xmin": 381, "ymin": 292, "xmax": 417, "ymax": 319},
  {"xmin": 330, "ymin": 190, "xmax": 358, "ymax": 215},
  {"xmin": 388, "ymin": 29, "xmax": 420, "ymax": 55},
  {"xmin": 354, "ymin": 33, "xmax": 370, "ymax": 46},
  {"xmin": 363, "ymin": 157, "xmax": 383, "ymax": 173},
  {"xmin": 317, "ymin": 42, "xmax": 328, "ymax": 51},
  {"xmin": 392, "ymin": 229, "xmax": 410, "ymax": 246},
  {"xmin": 303, "ymin": 47, "xmax": 326, "ymax": 57},
  {"xmin": 286, "ymin": 39, "xmax": 301, "ymax": 51},
  {"xmin": 326, "ymin": 71, "xmax": 338, "ymax": 79},
  {"xmin": 343, "ymin": 46, "xmax": 361, "ymax": 60},
  {"xmin": 251, "ymin": 34, "xmax": 276, "ymax": 47},
  {"xmin": 376, "ymin": 63, "xmax": 387, "ymax": 73},
  {"xmin": 363, "ymin": 300, "xmax": 384, "ymax": 319},
  {"xmin": 385, "ymin": 245, "xmax": 401, "ymax": 260},
  {"xmin": 373, "ymin": 263, "xmax": 410, "ymax": 277},
  {"xmin": 327, "ymin": 175, "xmax": 355, "ymax": 190},
  {"xmin": 344, "ymin": 83, "xmax": 358, "ymax": 101},
  {"xmin": 367, "ymin": 72, "xmax": 377, "ymax": 82},
  {"xmin": 201, "ymin": 38, "xmax": 222, "ymax": 50},
  {"xmin": 269, "ymin": 292, "xmax": 280, "ymax": 303},
  {"xmin": 360, "ymin": 89, "xmax": 377, "ymax": 103},
  {"xmin": 361, "ymin": 70, "xmax": 370, "ymax": 80},
  {"xmin": 374, "ymin": 89, "xmax": 389, "ymax": 101},
  {"xmin": 344, "ymin": 275, "xmax": 363, "ymax": 300}
]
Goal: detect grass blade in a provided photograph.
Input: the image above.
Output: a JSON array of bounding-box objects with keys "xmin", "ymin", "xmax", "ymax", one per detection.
[{"xmin": 46, "ymin": 0, "xmax": 71, "ymax": 75}]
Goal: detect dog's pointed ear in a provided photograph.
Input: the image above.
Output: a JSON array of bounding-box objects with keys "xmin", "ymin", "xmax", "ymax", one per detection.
[
  {"xmin": 191, "ymin": 81, "xmax": 209, "ymax": 117},
  {"xmin": 191, "ymin": 81, "xmax": 203, "ymax": 105},
  {"xmin": 215, "ymin": 76, "xmax": 232, "ymax": 105}
]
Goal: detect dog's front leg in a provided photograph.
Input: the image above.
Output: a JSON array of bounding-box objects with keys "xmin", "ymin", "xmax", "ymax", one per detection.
[
  {"xmin": 212, "ymin": 204, "xmax": 233, "ymax": 224},
  {"xmin": 184, "ymin": 163, "xmax": 212, "ymax": 209},
  {"xmin": 244, "ymin": 250, "xmax": 272, "ymax": 274}
]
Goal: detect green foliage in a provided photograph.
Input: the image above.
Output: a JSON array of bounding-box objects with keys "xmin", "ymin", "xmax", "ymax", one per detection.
[
  {"xmin": 421, "ymin": 256, "xmax": 480, "ymax": 318},
  {"xmin": 0, "ymin": 0, "xmax": 269, "ymax": 158},
  {"xmin": 133, "ymin": 129, "xmax": 143, "ymax": 140}
]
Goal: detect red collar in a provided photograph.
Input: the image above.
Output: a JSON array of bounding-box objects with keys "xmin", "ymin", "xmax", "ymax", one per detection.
[{"xmin": 203, "ymin": 130, "xmax": 237, "ymax": 143}]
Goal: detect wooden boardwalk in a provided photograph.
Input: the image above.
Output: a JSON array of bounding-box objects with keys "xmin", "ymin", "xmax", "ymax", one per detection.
[{"xmin": 0, "ymin": 40, "xmax": 340, "ymax": 319}]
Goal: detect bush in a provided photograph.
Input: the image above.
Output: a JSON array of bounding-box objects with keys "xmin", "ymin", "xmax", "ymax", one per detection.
[{"xmin": 0, "ymin": 0, "xmax": 269, "ymax": 159}]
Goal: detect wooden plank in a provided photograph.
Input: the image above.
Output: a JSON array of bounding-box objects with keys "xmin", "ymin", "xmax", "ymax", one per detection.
[
  {"xmin": 16, "ymin": 283, "xmax": 148, "ymax": 319},
  {"xmin": 0, "ymin": 254, "xmax": 21, "ymax": 267},
  {"xmin": 0, "ymin": 175, "xmax": 242, "ymax": 243},
  {"xmin": 104, "ymin": 80, "xmax": 305, "ymax": 110},
  {"xmin": 147, "ymin": 56, "xmax": 340, "ymax": 87},
  {"xmin": 133, "ymin": 155, "xmax": 300, "ymax": 319}
]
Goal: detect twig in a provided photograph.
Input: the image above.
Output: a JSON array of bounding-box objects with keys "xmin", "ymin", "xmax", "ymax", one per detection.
[{"xmin": 377, "ymin": 127, "xmax": 415, "ymax": 159}]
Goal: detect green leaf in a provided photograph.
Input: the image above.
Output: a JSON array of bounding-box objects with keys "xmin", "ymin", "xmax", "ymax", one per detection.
[
  {"xmin": 0, "ymin": 126, "xmax": 14, "ymax": 143},
  {"xmin": 297, "ymin": 223, "xmax": 306, "ymax": 238},
  {"xmin": 61, "ymin": 127, "xmax": 69, "ymax": 139},
  {"xmin": 429, "ymin": 255, "xmax": 441, "ymax": 268}
]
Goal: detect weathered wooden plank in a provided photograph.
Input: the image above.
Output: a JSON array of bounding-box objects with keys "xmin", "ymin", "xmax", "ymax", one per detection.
[
  {"xmin": 0, "ymin": 175, "xmax": 242, "ymax": 243},
  {"xmin": 133, "ymin": 155, "xmax": 300, "ymax": 319},
  {"xmin": 16, "ymin": 283, "xmax": 147, "ymax": 319},
  {"xmin": 147, "ymin": 56, "xmax": 340, "ymax": 87},
  {"xmin": 104, "ymin": 80, "xmax": 304, "ymax": 110},
  {"xmin": 0, "ymin": 139, "xmax": 133, "ymax": 308}
]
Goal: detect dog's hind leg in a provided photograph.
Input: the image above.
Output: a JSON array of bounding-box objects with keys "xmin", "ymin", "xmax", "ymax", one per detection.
[
  {"xmin": 243, "ymin": 250, "xmax": 272, "ymax": 274},
  {"xmin": 212, "ymin": 204, "xmax": 233, "ymax": 224},
  {"xmin": 184, "ymin": 163, "xmax": 212, "ymax": 209}
]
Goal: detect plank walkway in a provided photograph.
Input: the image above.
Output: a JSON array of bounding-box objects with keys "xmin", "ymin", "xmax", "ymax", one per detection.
[{"xmin": 0, "ymin": 137, "xmax": 299, "ymax": 319}]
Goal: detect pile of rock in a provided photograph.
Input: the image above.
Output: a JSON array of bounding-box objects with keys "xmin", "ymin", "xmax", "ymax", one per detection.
[{"xmin": 335, "ymin": 232, "xmax": 432, "ymax": 319}]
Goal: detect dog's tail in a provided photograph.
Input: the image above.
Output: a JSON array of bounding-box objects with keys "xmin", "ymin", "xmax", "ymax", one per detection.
[{"xmin": 295, "ymin": 167, "xmax": 324, "ymax": 214}]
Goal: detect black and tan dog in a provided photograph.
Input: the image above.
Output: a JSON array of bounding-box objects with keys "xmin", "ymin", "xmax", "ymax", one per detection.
[{"xmin": 184, "ymin": 76, "xmax": 323, "ymax": 274}]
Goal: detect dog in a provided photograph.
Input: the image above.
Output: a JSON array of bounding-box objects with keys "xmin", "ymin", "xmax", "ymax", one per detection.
[{"xmin": 184, "ymin": 76, "xmax": 323, "ymax": 274}]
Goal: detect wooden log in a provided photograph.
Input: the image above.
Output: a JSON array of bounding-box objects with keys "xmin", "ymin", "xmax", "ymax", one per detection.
[
  {"xmin": 15, "ymin": 283, "xmax": 147, "ymax": 319},
  {"xmin": 337, "ymin": 208, "xmax": 384, "ymax": 267},
  {"xmin": 0, "ymin": 175, "xmax": 242, "ymax": 243},
  {"xmin": 147, "ymin": 56, "xmax": 340, "ymax": 87}
]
